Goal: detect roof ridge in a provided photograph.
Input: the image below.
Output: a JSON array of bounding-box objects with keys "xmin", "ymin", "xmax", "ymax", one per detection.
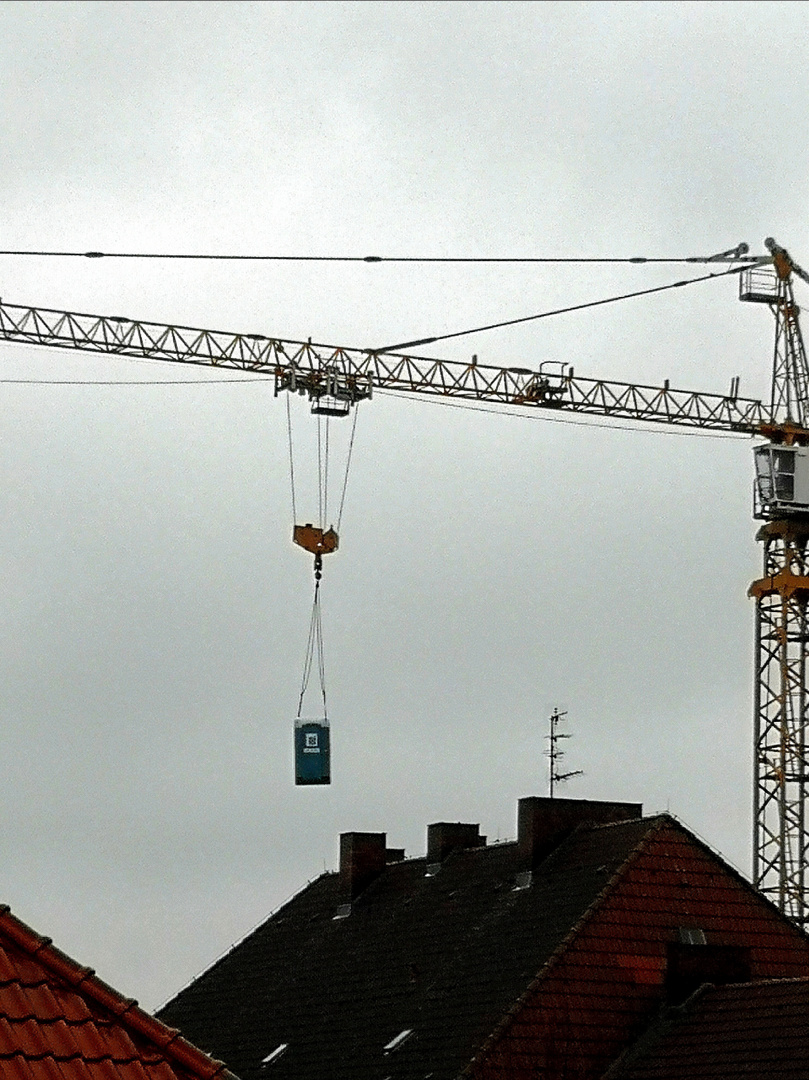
[
  {"xmin": 460, "ymin": 813, "xmax": 670, "ymax": 1077},
  {"xmin": 158, "ymin": 872, "xmax": 336, "ymax": 1013},
  {"xmin": 709, "ymin": 974, "xmax": 809, "ymax": 989},
  {"xmin": 602, "ymin": 974, "xmax": 809, "ymax": 1078},
  {"xmin": 657, "ymin": 815, "xmax": 809, "ymax": 945},
  {"xmin": 600, "ymin": 983, "xmax": 712, "ymax": 1080},
  {"xmin": 589, "ymin": 812, "xmax": 669, "ymax": 831},
  {"xmin": 0, "ymin": 904, "xmax": 239, "ymax": 1080}
]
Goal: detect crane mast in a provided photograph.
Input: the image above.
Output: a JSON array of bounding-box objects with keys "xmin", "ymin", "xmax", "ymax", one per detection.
[
  {"xmin": 743, "ymin": 240, "xmax": 809, "ymax": 927},
  {"xmin": 1, "ymin": 241, "xmax": 808, "ymax": 925}
]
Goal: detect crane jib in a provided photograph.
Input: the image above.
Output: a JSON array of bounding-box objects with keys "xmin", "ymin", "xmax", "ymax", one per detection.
[
  {"xmin": 3, "ymin": 238, "xmax": 809, "ymax": 925},
  {"xmin": 0, "ymin": 298, "xmax": 769, "ymax": 432}
]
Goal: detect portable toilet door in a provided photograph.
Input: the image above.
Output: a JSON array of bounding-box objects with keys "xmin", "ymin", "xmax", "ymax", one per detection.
[{"xmin": 294, "ymin": 718, "xmax": 331, "ymax": 785}]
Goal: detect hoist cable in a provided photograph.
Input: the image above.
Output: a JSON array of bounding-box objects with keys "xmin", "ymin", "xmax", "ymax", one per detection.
[
  {"xmin": 323, "ymin": 413, "xmax": 330, "ymax": 528},
  {"xmin": 296, "ymin": 579, "xmax": 328, "ymax": 718},
  {"xmin": 315, "ymin": 596, "xmax": 327, "ymax": 716},
  {"xmin": 336, "ymin": 403, "xmax": 360, "ymax": 534},
  {"xmin": 316, "ymin": 414, "xmax": 324, "ymax": 529},
  {"xmin": 297, "ymin": 585, "xmax": 319, "ymax": 717},
  {"xmin": 285, "ymin": 392, "xmax": 297, "ymax": 524},
  {"xmin": 373, "ymin": 265, "xmax": 751, "ymax": 353}
]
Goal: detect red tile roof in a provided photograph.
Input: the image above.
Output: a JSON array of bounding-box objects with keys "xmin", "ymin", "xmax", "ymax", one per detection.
[
  {"xmin": 604, "ymin": 977, "xmax": 809, "ymax": 1079},
  {"xmin": 472, "ymin": 819, "xmax": 809, "ymax": 1079},
  {"xmin": 0, "ymin": 904, "xmax": 238, "ymax": 1080},
  {"xmin": 158, "ymin": 808, "xmax": 809, "ymax": 1080}
]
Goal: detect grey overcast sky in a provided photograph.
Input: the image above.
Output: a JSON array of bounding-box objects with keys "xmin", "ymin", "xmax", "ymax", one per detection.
[{"xmin": 1, "ymin": 0, "xmax": 808, "ymax": 1010}]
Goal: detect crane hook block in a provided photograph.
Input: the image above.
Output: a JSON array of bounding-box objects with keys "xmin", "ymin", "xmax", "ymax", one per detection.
[{"xmin": 293, "ymin": 523, "xmax": 339, "ymax": 556}]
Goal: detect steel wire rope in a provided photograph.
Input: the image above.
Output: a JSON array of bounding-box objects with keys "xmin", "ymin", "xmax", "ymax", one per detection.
[
  {"xmin": 336, "ymin": 403, "xmax": 360, "ymax": 534},
  {"xmin": 296, "ymin": 582, "xmax": 328, "ymax": 718},
  {"xmin": 285, "ymin": 392, "xmax": 297, "ymax": 525},
  {"xmin": 297, "ymin": 592, "xmax": 318, "ymax": 714},
  {"xmin": 0, "ymin": 376, "xmax": 276, "ymax": 384},
  {"xmin": 0, "ymin": 370, "xmax": 754, "ymax": 441},
  {"xmin": 0, "ymin": 259, "xmax": 764, "ymax": 388},
  {"xmin": 316, "ymin": 413, "xmax": 324, "ymax": 530},
  {"xmin": 315, "ymin": 595, "xmax": 327, "ymax": 716},
  {"xmin": 323, "ymin": 413, "xmax": 330, "ymax": 528},
  {"xmin": 0, "ymin": 247, "xmax": 761, "ymax": 264},
  {"xmin": 296, "ymin": 580, "xmax": 327, "ymax": 718},
  {"xmin": 372, "ymin": 264, "xmax": 754, "ymax": 353},
  {"xmin": 0, "ymin": 372, "xmax": 756, "ymax": 438},
  {"xmin": 375, "ymin": 389, "xmax": 751, "ymax": 439}
]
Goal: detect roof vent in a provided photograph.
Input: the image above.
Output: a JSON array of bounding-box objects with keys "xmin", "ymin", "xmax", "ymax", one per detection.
[{"xmin": 517, "ymin": 796, "xmax": 642, "ymax": 880}]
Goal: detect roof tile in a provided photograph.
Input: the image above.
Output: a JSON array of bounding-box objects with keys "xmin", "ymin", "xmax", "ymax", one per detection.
[
  {"xmin": 2, "ymin": 1054, "xmax": 38, "ymax": 1080},
  {"xmin": 605, "ymin": 978, "xmax": 809, "ymax": 1079},
  {"xmin": 159, "ymin": 813, "xmax": 809, "ymax": 1080},
  {"xmin": 0, "ymin": 907, "xmax": 236, "ymax": 1080}
]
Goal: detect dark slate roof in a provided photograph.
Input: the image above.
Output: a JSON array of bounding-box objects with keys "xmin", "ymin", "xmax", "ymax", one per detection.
[
  {"xmin": 157, "ymin": 815, "xmax": 662, "ymax": 1080},
  {"xmin": 0, "ymin": 903, "xmax": 237, "ymax": 1080},
  {"xmin": 603, "ymin": 978, "xmax": 809, "ymax": 1079}
]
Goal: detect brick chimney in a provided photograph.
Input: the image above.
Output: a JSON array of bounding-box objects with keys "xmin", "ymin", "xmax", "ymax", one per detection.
[
  {"xmin": 517, "ymin": 796, "xmax": 642, "ymax": 883},
  {"xmin": 426, "ymin": 822, "xmax": 486, "ymax": 873},
  {"xmin": 338, "ymin": 832, "xmax": 387, "ymax": 909}
]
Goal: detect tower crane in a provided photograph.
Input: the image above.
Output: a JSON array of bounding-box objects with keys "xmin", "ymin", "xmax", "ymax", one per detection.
[{"xmin": 0, "ymin": 238, "xmax": 807, "ymax": 925}]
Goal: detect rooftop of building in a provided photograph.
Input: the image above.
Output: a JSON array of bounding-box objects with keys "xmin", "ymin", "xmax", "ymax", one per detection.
[
  {"xmin": 604, "ymin": 977, "xmax": 809, "ymax": 1079},
  {"xmin": 0, "ymin": 902, "xmax": 238, "ymax": 1080}
]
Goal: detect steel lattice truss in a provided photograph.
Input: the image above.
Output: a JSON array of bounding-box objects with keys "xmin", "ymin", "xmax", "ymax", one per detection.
[
  {"xmin": 766, "ymin": 274, "xmax": 809, "ymax": 429},
  {"xmin": 751, "ymin": 521, "xmax": 809, "ymax": 927},
  {"xmin": 2, "ymin": 252, "xmax": 809, "ymax": 927},
  {"xmin": 0, "ymin": 299, "xmax": 769, "ymax": 432}
]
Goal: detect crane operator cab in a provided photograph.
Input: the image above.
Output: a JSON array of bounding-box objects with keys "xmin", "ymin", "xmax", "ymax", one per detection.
[{"xmin": 753, "ymin": 443, "xmax": 809, "ymax": 519}]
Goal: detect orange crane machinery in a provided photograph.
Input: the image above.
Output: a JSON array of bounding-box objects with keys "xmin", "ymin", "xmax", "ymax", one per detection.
[{"xmin": 0, "ymin": 238, "xmax": 807, "ymax": 924}]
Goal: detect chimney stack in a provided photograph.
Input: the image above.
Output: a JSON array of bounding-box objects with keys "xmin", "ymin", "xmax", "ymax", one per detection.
[
  {"xmin": 517, "ymin": 797, "xmax": 642, "ymax": 882},
  {"xmin": 426, "ymin": 822, "xmax": 486, "ymax": 872},
  {"xmin": 338, "ymin": 832, "xmax": 387, "ymax": 909}
]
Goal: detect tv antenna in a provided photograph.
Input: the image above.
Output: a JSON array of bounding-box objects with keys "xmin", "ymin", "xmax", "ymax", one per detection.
[{"xmin": 546, "ymin": 708, "xmax": 583, "ymax": 798}]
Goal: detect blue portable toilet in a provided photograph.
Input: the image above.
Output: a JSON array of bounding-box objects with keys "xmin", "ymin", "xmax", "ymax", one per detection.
[{"xmin": 294, "ymin": 718, "xmax": 331, "ymax": 785}]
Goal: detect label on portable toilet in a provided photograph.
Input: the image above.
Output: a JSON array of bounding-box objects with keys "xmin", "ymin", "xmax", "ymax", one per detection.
[{"xmin": 294, "ymin": 718, "xmax": 331, "ymax": 785}]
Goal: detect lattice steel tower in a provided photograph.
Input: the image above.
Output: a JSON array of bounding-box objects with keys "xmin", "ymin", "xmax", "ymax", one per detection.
[
  {"xmin": 746, "ymin": 239, "xmax": 809, "ymax": 927},
  {"xmin": 1, "ymin": 237, "xmax": 808, "ymax": 923}
]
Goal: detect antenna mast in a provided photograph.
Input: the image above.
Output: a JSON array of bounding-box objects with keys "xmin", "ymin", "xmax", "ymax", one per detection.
[{"xmin": 546, "ymin": 708, "xmax": 583, "ymax": 798}]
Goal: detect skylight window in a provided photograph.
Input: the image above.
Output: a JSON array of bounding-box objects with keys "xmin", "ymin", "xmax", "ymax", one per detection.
[
  {"xmin": 383, "ymin": 1029, "xmax": 414, "ymax": 1054},
  {"xmin": 261, "ymin": 1044, "xmax": 288, "ymax": 1065}
]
